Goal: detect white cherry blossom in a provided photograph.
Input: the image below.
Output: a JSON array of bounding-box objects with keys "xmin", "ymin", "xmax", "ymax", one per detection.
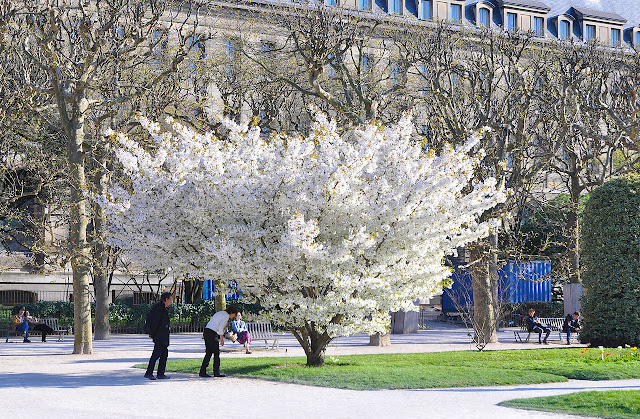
[{"xmin": 102, "ymin": 110, "xmax": 506, "ymax": 365}]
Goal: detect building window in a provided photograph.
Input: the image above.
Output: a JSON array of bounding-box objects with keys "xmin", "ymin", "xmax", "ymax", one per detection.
[
  {"xmin": 187, "ymin": 35, "xmax": 206, "ymax": 74},
  {"xmin": 584, "ymin": 24, "xmax": 596, "ymax": 42},
  {"xmin": 478, "ymin": 8, "xmax": 490, "ymax": 28},
  {"xmin": 391, "ymin": 62, "xmax": 403, "ymax": 85},
  {"xmin": 450, "ymin": 4, "xmax": 462, "ymax": 23},
  {"xmin": 389, "ymin": 0, "xmax": 401, "ymax": 15},
  {"xmin": 636, "ymin": 31, "xmax": 640, "ymax": 47},
  {"xmin": 533, "ymin": 17, "xmax": 544, "ymax": 36},
  {"xmin": 506, "ymin": 12, "xmax": 517, "ymax": 31},
  {"xmin": 362, "ymin": 54, "xmax": 371, "ymax": 72},
  {"xmin": 327, "ymin": 0, "xmax": 337, "ymax": 5},
  {"xmin": 225, "ymin": 39, "xmax": 239, "ymax": 78},
  {"xmin": 419, "ymin": 63, "xmax": 430, "ymax": 94},
  {"xmin": 419, "ymin": 0, "xmax": 431, "ymax": 20},
  {"xmin": 359, "ymin": 0, "xmax": 371, "ymax": 10},
  {"xmin": 559, "ymin": 20, "xmax": 570, "ymax": 39},
  {"xmin": 611, "ymin": 28, "xmax": 620, "ymax": 46}
]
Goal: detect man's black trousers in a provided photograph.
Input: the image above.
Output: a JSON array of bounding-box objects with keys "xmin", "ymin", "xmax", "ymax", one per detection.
[
  {"xmin": 146, "ymin": 343, "xmax": 168, "ymax": 376},
  {"xmin": 200, "ymin": 328, "xmax": 220, "ymax": 375}
]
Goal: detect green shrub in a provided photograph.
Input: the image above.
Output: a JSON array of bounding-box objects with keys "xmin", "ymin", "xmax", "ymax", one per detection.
[
  {"xmin": 502, "ymin": 301, "xmax": 564, "ymax": 318},
  {"xmin": 580, "ymin": 175, "xmax": 640, "ymax": 347},
  {"xmin": 10, "ymin": 298, "xmax": 265, "ymax": 328},
  {"xmin": 11, "ymin": 301, "xmax": 79, "ymax": 319}
]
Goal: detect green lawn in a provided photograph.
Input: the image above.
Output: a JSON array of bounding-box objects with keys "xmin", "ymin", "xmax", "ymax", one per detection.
[
  {"xmin": 500, "ymin": 390, "xmax": 640, "ymax": 419},
  {"xmin": 138, "ymin": 347, "xmax": 640, "ymax": 390}
]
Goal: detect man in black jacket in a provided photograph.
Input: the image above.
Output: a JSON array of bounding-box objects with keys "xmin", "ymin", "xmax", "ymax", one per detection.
[
  {"xmin": 526, "ymin": 308, "xmax": 551, "ymax": 344},
  {"xmin": 562, "ymin": 312, "xmax": 581, "ymax": 344},
  {"xmin": 144, "ymin": 292, "xmax": 172, "ymax": 380}
]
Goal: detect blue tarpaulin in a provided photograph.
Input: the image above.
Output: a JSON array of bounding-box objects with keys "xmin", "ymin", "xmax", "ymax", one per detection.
[
  {"xmin": 202, "ymin": 279, "xmax": 241, "ymax": 300},
  {"xmin": 441, "ymin": 260, "xmax": 552, "ymax": 312}
]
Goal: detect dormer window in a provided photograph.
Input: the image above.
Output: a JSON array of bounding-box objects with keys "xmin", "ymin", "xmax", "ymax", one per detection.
[
  {"xmin": 326, "ymin": 0, "xmax": 338, "ymax": 5},
  {"xmin": 479, "ymin": 7, "xmax": 490, "ymax": 27},
  {"xmin": 450, "ymin": 3, "xmax": 462, "ymax": 23},
  {"xmin": 584, "ymin": 24, "xmax": 596, "ymax": 41},
  {"xmin": 474, "ymin": 2, "xmax": 493, "ymax": 28},
  {"xmin": 610, "ymin": 28, "xmax": 621, "ymax": 46},
  {"xmin": 359, "ymin": 0, "xmax": 372, "ymax": 11},
  {"xmin": 389, "ymin": 0, "xmax": 402, "ymax": 15},
  {"xmin": 571, "ymin": 7, "xmax": 625, "ymax": 46},
  {"xmin": 497, "ymin": 1, "xmax": 550, "ymax": 35},
  {"xmin": 533, "ymin": 16, "xmax": 544, "ymax": 36},
  {"xmin": 418, "ymin": 0, "xmax": 432, "ymax": 20},
  {"xmin": 558, "ymin": 17, "xmax": 572, "ymax": 39},
  {"xmin": 506, "ymin": 12, "xmax": 517, "ymax": 30}
]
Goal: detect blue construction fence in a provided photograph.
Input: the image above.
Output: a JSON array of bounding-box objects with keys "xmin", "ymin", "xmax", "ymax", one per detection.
[
  {"xmin": 202, "ymin": 279, "xmax": 241, "ymax": 301},
  {"xmin": 441, "ymin": 260, "xmax": 552, "ymax": 313}
]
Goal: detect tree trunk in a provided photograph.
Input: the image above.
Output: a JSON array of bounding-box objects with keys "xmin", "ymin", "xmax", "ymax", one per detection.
[
  {"xmin": 215, "ymin": 278, "xmax": 226, "ymax": 311},
  {"xmin": 470, "ymin": 241, "xmax": 498, "ymax": 348},
  {"xmin": 68, "ymin": 97, "xmax": 93, "ymax": 354},
  {"xmin": 291, "ymin": 324, "xmax": 331, "ymax": 367},
  {"xmin": 92, "ymin": 142, "xmax": 111, "ymax": 340},
  {"xmin": 567, "ymin": 174, "xmax": 581, "ymax": 284}
]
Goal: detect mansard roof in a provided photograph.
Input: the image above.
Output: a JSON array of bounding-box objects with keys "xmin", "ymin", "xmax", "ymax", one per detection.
[
  {"xmin": 571, "ymin": 6, "xmax": 626, "ymax": 23},
  {"xmin": 497, "ymin": 0, "xmax": 551, "ymax": 12}
]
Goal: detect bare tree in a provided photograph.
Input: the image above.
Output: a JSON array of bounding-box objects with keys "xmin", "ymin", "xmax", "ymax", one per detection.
[{"xmin": 1, "ymin": 0, "xmax": 216, "ymax": 351}]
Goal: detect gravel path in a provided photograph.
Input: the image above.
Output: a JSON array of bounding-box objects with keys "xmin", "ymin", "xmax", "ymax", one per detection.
[{"xmin": 2, "ymin": 318, "xmax": 639, "ymax": 418}]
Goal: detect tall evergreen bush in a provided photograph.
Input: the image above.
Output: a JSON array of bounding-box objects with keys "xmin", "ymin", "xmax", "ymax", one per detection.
[{"xmin": 580, "ymin": 175, "xmax": 640, "ymax": 347}]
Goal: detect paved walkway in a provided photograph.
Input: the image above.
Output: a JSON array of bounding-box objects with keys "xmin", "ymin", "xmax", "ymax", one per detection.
[{"xmin": 1, "ymin": 317, "xmax": 639, "ymax": 418}]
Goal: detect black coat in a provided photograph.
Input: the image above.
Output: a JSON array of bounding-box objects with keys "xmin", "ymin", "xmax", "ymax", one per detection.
[
  {"xmin": 148, "ymin": 302, "xmax": 170, "ymax": 347},
  {"xmin": 526, "ymin": 316, "xmax": 544, "ymax": 332},
  {"xmin": 563, "ymin": 314, "xmax": 580, "ymax": 331}
]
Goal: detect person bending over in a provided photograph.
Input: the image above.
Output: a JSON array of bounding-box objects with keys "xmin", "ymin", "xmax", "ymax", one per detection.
[{"xmin": 200, "ymin": 306, "xmax": 238, "ymax": 378}]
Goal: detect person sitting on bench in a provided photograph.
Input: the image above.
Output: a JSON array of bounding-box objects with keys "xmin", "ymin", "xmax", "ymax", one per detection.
[
  {"xmin": 231, "ymin": 311, "xmax": 252, "ymax": 354},
  {"xmin": 25, "ymin": 310, "xmax": 55, "ymax": 342},
  {"xmin": 562, "ymin": 311, "xmax": 581, "ymax": 345},
  {"xmin": 13, "ymin": 306, "xmax": 31, "ymax": 343},
  {"xmin": 526, "ymin": 308, "xmax": 551, "ymax": 345}
]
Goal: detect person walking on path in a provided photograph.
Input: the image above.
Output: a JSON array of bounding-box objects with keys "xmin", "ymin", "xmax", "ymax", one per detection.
[
  {"xmin": 12, "ymin": 307, "xmax": 31, "ymax": 343},
  {"xmin": 526, "ymin": 308, "xmax": 551, "ymax": 344},
  {"xmin": 144, "ymin": 292, "xmax": 172, "ymax": 380},
  {"xmin": 200, "ymin": 306, "xmax": 238, "ymax": 378},
  {"xmin": 231, "ymin": 311, "xmax": 252, "ymax": 354},
  {"xmin": 562, "ymin": 312, "xmax": 581, "ymax": 344}
]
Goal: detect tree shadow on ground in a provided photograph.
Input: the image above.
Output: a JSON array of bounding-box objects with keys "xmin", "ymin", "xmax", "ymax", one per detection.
[{"xmin": 0, "ymin": 371, "xmax": 194, "ymax": 388}]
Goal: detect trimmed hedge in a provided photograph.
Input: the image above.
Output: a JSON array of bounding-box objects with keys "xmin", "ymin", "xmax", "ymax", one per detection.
[
  {"xmin": 502, "ymin": 301, "xmax": 564, "ymax": 319},
  {"xmin": 10, "ymin": 298, "xmax": 264, "ymax": 329},
  {"xmin": 580, "ymin": 175, "xmax": 640, "ymax": 347}
]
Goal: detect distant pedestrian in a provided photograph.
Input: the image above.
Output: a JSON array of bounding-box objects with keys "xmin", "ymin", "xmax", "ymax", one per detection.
[
  {"xmin": 24, "ymin": 310, "xmax": 55, "ymax": 342},
  {"xmin": 12, "ymin": 307, "xmax": 31, "ymax": 343},
  {"xmin": 144, "ymin": 292, "xmax": 172, "ymax": 380},
  {"xmin": 562, "ymin": 312, "xmax": 581, "ymax": 344},
  {"xmin": 200, "ymin": 306, "xmax": 238, "ymax": 378},
  {"xmin": 526, "ymin": 308, "xmax": 551, "ymax": 344},
  {"xmin": 231, "ymin": 311, "xmax": 252, "ymax": 354}
]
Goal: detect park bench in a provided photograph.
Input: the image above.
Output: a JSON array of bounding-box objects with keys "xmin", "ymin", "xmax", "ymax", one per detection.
[
  {"xmin": 224, "ymin": 321, "xmax": 280, "ymax": 350},
  {"xmin": 248, "ymin": 321, "xmax": 280, "ymax": 349},
  {"xmin": 5, "ymin": 317, "xmax": 67, "ymax": 343},
  {"xmin": 514, "ymin": 317, "xmax": 575, "ymax": 343}
]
